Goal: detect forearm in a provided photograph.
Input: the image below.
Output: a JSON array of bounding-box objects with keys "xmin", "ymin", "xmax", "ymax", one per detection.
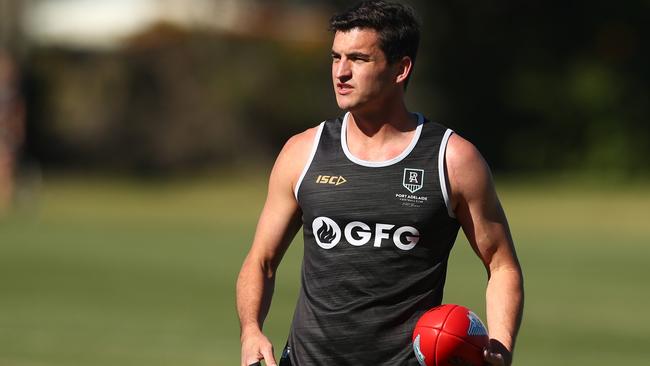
[
  {"xmin": 236, "ymin": 258, "xmax": 276, "ymax": 337},
  {"xmin": 485, "ymin": 265, "xmax": 524, "ymax": 357}
]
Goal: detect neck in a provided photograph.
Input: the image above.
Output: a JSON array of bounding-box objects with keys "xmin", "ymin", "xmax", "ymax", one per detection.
[
  {"xmin": 343, "ymin": 98, "xmax": 421, "ymax": 164},
  {"xmin": 348, "ymin": 101, "xmax": 416, "ymax": 138}
]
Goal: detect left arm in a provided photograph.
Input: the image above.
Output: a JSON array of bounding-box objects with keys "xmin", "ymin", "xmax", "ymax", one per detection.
[{"xmin": 446, "ymin": 134, "xmax": 524, "ymax": 365}]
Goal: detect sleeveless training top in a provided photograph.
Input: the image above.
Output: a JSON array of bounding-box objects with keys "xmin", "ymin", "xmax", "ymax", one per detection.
[{"xmin": 288, "ymin": 112, "xmax": 461, "ymax": 365}]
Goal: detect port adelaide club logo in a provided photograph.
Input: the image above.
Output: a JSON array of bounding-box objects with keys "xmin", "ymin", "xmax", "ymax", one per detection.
[
  {"xmin": 396, "ymin": 168, "xmax": 428, "ymax": 208},
  {"xmin": 403, "ymin": 168, "xmax": 424, "ymax": 193}
]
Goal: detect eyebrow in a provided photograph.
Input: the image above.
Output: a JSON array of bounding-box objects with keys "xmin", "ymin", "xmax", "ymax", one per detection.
[{"xmin": 331, "ymin": 50, "xmax": 371, "ymax": 60}]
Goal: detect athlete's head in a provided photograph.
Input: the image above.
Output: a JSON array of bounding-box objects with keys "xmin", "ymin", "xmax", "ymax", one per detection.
[{"xmin": 329, "ymin": 1, "xmax": 420, "ymax": 86}]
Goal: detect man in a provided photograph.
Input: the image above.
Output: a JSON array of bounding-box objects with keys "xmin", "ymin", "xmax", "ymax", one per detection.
[{"xmin": 237, "ymin": 1, "xmax": 523, "ymax": 365}]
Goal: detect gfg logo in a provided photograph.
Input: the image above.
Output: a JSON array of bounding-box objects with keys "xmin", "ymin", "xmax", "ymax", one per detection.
[{"xmin": 312, "ymin": 216, "xmax": 419, "ymax": 251}]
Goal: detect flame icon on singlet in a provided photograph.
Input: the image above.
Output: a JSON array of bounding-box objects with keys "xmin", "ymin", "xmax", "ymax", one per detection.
[
  {"xmin": 317, "ymin": 223, "xmax": 336, "ymax": 244},
  {"xmin": 312, "ymin": 216, "xmax": 341, "ymax": 249}
]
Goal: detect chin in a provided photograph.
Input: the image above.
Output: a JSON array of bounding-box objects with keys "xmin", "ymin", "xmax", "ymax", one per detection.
[
  {"xmin": 339, "ymin": 101, "xmax": 371, "ymax": 114},
  {"xmin": 335, "ymin": 98, "xmax": 353, "ymax": 111}
]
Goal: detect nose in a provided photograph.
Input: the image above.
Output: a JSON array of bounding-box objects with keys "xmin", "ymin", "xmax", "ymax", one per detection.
[{"xmin": 334, "ymin": 59, "xmax": 351, "ymax": 81}]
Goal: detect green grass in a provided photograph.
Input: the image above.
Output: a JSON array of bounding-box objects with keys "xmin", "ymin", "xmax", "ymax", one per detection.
[{"xmin": 1, "ymin": 174, "xmax": 649, "ymax": 365}]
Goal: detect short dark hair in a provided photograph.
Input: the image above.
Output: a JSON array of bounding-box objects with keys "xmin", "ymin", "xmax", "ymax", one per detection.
[{"xmin": 329, "ymin": 1, "xmax": 420, "ymax": 66}]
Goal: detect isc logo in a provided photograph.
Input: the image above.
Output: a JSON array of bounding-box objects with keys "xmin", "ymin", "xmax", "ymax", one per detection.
[
  {"xmin": 312, "ymin": 216, "xmax": 419, "ymax": 251},
  {"xmin": 316, "ymin": 175, "xmax": 347, "ymax": 186}
]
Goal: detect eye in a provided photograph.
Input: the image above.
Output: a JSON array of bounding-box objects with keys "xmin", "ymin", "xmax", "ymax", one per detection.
[{"xmin": 350, "ymin": 55, "xmax": 369, "ymax": 63}]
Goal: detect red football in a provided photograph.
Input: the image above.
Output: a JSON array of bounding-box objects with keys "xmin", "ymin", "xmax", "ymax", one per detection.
[{"xmin": 412, "ymin": 304, "xmax": 489, "ymax": 366}]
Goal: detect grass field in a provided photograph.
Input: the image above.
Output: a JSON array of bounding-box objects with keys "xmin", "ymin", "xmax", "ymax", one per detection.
[{"xmin": 1, "ymin": 173, "xmax": 649, "ymax": 365}]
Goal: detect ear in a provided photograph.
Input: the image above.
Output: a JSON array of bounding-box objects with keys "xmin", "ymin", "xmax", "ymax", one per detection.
[{"xmin": 395, "ymin": 56, "xmax": 413, "ymax": 84}]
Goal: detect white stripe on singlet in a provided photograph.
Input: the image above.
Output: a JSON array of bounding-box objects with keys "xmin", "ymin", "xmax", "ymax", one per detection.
[{"xmin": 294, "ymin": 121, "xmax": 325, "ymax": 201}]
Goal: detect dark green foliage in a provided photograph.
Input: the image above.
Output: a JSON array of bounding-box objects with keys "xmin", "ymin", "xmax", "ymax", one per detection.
[{"xmin": 21, "ymin": 2, "xmax": 650, "ymax": 175}]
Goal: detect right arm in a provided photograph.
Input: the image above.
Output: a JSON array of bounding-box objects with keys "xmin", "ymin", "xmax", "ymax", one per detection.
[{"xmin": 236, "ymin": 127, "xmax": 317, "ymax": 366}]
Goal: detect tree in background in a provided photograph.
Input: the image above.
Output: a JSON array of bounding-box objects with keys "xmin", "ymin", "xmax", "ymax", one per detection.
[
  {"xmin": 17, "ymin": 0, "xmax": 650, "ymax": 177},
  {"xmin": 410, "ymin": 0, "xmax": 649, "ymax": 175}
]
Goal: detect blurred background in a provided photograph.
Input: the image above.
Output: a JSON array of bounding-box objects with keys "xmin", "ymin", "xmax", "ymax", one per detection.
[{"xmin": 0, "ymin": 0, "xmax": 648, "ymax": 365}]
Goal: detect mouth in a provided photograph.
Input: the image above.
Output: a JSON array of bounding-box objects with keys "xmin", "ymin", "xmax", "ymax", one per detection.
[{"xmin": 336, "ymin": 83, "xmax": 353, "ymax": 95}]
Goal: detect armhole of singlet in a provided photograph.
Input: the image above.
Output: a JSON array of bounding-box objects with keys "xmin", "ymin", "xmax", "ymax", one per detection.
[
  {"xmin": 294, "ymin": 121, "xmax": 326, "ymax": 201},
  {"xmin": 438, "ymin": 128, "xmax": 455, "ymax": 218}
]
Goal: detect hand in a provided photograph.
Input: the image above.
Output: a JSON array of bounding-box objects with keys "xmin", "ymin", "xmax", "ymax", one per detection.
[
  {"xmin": 241, "ymin": 329, "xmax": 277, "ymax": 366},
  {"xmin": 483, "ymin": 348, "xmax": 506, "ymax": 366},
  {"xmin": 483, "ymin": 339, "xmax": 512, "ymax": 366}
]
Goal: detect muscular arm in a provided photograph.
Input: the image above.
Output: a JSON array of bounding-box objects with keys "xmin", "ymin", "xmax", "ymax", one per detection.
[
  {"xmin": 446, "ymin": 134, "xmax": 524, "ymax": 365},
  {"xmin": 236, "ymin": 127, "xmax": 317, "ymax": 366}
]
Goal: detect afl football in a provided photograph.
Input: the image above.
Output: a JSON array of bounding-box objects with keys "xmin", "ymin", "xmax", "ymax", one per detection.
[{"xmin": 412, "ymin": 304, "xmax": 489, "ymax": 366}]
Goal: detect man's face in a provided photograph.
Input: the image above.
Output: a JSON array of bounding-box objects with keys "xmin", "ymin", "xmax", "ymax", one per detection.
[{"xmin": 331, "ymin": 28, "xmax": 400, "ymax": 112}]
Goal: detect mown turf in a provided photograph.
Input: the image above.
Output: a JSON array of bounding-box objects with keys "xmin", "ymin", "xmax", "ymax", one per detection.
[{"xmin": 0, "ymin": 174, "xmax": 648, "ymax": 365}]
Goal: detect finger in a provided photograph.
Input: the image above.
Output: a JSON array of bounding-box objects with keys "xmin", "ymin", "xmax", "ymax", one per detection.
[
  {"xmin": 261, "ymin": 344, "xmax": 277, "ymax": 366},
  {"xmin": 243, "ymin": 353, "xmax": 262, "ymax": 366},
  {"xmin": 483, "ymin": 348, "xmax": 505, "ymax": 365},
  {"xmin": 243, "ymin": 358, "xmax": 261, "ymax": 366}
]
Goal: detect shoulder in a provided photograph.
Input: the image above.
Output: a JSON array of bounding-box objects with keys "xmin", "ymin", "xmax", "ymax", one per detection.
[
  {"xmin": 271, "ymin": 123, "xmax": 323, "ymax": 191},
  {"xmin": 445, "ymin": 133, "xmax": 487, "ymax": 171},
  {"xmin": 277, "ymin": 124, "xmax": 322, "ymax": 171},
  {"xmin": 445, "ymin": 133, "xmax": 494, "ymax": 204},
  {"xmin": 281, "ymin": 124, "xmax": 322, "ymax": 158}
]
